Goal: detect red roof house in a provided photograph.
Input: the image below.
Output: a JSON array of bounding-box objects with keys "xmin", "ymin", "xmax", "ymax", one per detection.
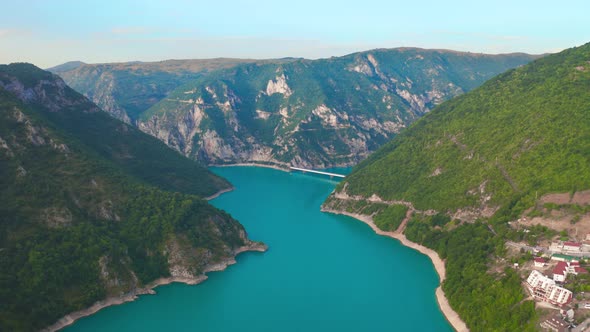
[
  {"xmin": 534, "ymin": 257, "xmax": 547, "ymax": 267},
  {"xmin": 553, "ymin": 262, "xmax": 568, "ymax": 282}
]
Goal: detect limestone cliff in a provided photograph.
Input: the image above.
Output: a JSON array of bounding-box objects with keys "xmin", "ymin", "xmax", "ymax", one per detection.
[
  {"xmin": 53, "ymin": 49, "xmax": 538, "ymax": 168},
  {"xmin": 137, "ymin": 49, "xmax": 537, "ymax": 167}
]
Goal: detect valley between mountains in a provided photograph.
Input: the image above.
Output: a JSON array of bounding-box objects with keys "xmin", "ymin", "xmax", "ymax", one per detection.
[
  {"xmin": 3, "ymin": 41, "xmax": 589, "ymax": 332},
  {"xmin": 52, "ymin": 49, "xmax": 537, "ymax": 168}
]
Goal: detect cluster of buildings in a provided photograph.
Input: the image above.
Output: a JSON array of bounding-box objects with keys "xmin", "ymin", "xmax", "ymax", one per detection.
[
  {"xmin": 519, "ymin": 235, "xmax": 590, "ymax": 330},
  {"xmin": 540, "ymin": 314, "xmax": 570, "ymax": 332},
  {"xmin": 526, "ymin": 270, "xmax": 573, "ymax": 306},
  {"xmin": 540, "ymin": 309, "xmax": 576, "ymax": 332},
  {"xmin": 541, "ymin": 315, "xmax": 590, "ymax": 332},
  {"xmin": 525, "ymin": 252, "xmax": 589, "ymax": 307},
  {"xmin": 551, "ymin": 241, "xmax": 585, "ymax": 253},
  {"xmin": 553, "ymin": 261, "xmax": 588, "ymax": 282}
]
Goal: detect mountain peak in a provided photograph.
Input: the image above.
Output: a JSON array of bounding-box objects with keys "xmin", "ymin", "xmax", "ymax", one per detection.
[{"xmin": 46, "ymin": 60, "xmax": 86, "ymax": 73}]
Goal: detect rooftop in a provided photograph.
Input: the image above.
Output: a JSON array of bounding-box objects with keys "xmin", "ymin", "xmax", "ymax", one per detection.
[
  {"xmin": 553, "ymin": 261, "xmax": 568, "ymax": 276},
  {"xmin": 564, "ymin": 241, "xmax": 582, "ymax": 247},
  {"xmin": 552, "ymin": 254, "xmax": 579, "ymax": 261}
]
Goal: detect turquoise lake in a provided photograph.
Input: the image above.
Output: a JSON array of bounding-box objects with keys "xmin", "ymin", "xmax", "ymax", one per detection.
[{"xmin": 65, "ymin": 167, "xmax": 452, "ymax": 331}]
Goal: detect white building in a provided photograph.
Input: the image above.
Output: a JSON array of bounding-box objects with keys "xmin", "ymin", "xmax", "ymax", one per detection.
[
  {"xmin": 553, "ymin": 262, "xmax": 568, "ymax": 282},
  {"xmin": 552, "ymin": 261, "xmax": 588, "ymax": 282},
  {"xmin": 526, "ymin": 270, "xmax": 573, "ymax": 306},
  {"xmin": 564, "ymin": 241, "xmax": 582, "ymax": 252}
]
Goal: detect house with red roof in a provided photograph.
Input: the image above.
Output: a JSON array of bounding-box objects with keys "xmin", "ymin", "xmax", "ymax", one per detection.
[
  {"xmin": 534, "ymin": 257, "xmax": 547, "ymax": 268},
  {"xmin": 552, "ymin": 261, "xmax": 589, "ymax": 282},
  {"xmin": 563, "ymin": 241, "xmax": 582, "ymax": 252},
  {"xmin": 553, "ymin": 261, "xmax": 568, "ymax": 282},
  {"xmin": 568, "ymin": 262, "xmax": 589, "ymax": 275}
]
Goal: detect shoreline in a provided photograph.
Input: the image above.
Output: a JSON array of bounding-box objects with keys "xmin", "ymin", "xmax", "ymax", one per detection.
[
  {"xmin": 208, "ymin": 162, "xmax": 353, "ymax": 173},
  {"xmin": 43, "ymin": 242, "xmax": 267, "ymax": 332},
  {"xmin": 321, "ymin": 207, "xmax": 469, "ymax": 332},
  {"xmin": 205, "ymin": 162, "xmax": 290, "ymax": 200},
  {"xmin": 204, "ymin": 186, "xmax": 235, "ymax": 201},
  {"xmin": 209, "ymin": 162, "xmax": 289, "ymax": 172}
]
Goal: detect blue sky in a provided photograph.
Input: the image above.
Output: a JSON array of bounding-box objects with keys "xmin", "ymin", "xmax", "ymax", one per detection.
[{"xmin": 1, "ymin": 0, "xmax": 588, "ymax": 68}]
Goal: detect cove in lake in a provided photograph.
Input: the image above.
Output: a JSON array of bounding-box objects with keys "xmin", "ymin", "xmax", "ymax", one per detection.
[{"xmin": 65, "ymin": 167, "xmax": 452, "ymax": 332}]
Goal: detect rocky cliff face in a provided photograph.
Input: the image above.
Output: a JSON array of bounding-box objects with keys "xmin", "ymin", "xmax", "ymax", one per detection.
[
  {"xmin": 53, "ymin": 49, "xmax": 537, "ymax": 168},
  {"xmin": 50, "ymin": 58, "xmax": 294, "ymax": 123},
  {"xmin": 137, "ymin": 49, "xmax": 538, "ymax": 168}
]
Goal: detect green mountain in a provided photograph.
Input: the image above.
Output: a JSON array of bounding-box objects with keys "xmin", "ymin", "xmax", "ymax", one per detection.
[
  {"xmin": 334, "ymin": 44, "xmax": 590, "ymax": 214},
  {"xmin": 136, "ymin": 49, "xmax": 537, "ymax": 168},
  {"xmin": 3, "ymin": 63, "xmax": 230, "ymax": 198},
  {"xmin": 0, "ymin": 64, "xmax": 261, "ymax": 331},
  {"xmin": 324, "ymin": 43, "xmax": 590, "ymax": 330},
  {"xmin": 51, "ymin": 58, "xmax": 296, "ymax": 123}
]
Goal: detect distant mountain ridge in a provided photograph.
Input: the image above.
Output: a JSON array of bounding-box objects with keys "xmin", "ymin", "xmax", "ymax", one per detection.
[
  {"xmin": 53, "ymin": 48, "xmax": 539, "ymax": 168},
  {"xmin": 0, "ymin": 63, "xmax": 260, "ymax": 331},
  {"xmin": 46, "ymin": 60, "xmax": 86, "ymax": 73},
  {"xmin": 50, "ymin": 58, "xmax": 297, "ymax": 122},
  {"xmin": 139, "ymin": 49, "xmax": 539, "ymax": 167}
]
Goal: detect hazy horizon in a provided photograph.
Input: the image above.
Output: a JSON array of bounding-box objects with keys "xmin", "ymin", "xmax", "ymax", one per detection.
[{"xmin": 1, "ymin": 0, "xmax": 588, "ymax": 68}]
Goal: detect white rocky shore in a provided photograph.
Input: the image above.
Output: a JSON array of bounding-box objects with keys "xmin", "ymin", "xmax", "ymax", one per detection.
[
  {"xmin": 42, "ymin": 242, "xmax": 267, "ymax": 332},
  {"xmin": 321, "ymin": 206, "xmax": 469, "ymax": 332}
]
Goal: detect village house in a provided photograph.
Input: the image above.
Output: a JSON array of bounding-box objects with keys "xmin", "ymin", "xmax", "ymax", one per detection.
[
  {"xmin": 526, "ymin": 270, "xmax": 573, "ymax": 306},
  {"xmin": 553, "ymin": 261, "xmax": 568, "ymax": 282},
  {"xmin": 534, "ymin": 257, "xmax": 547, "ymax": 268},
  {"xmin": 567, "ymin": 261, "xmax": 589, "ymax": 274},
  {"xmin": 553, "ymin": 261, "xmax": 588, "ymax": 282},
  {"xmin": 564, "ymin": 241, "xmax": 582, "ymax": 252},
  {"xmin": 540, "ymin": 315, "xmax": 570, "ymax": 332},
  {"xmin": 551, "ymin": 241, "xmax": 583, "ymax": 253}
]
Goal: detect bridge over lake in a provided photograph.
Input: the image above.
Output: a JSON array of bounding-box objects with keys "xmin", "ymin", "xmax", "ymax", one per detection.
[{"xmin": 289, "ymin": 167, "xmax": 346, "ymax": 179}]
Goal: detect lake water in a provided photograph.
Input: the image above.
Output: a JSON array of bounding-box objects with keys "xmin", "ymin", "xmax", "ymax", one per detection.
[{"xmin": 65, "ymin": 166, "xmax": 452, "ymax": 331}]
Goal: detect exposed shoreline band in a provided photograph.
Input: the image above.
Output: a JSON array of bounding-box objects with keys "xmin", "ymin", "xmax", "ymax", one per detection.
[
  {"xmin": 42, "ymin": 243, "xmax": 267, "ymax": 332},
  {"xmin": 204, "ymin": 187, "xmax": 235, "ymax": 201},
  {"xmin": 321, "ymin": 207, "xmax": 469, "ymax": 332},
  {"xmin": 209, "ymin": 162, "xmax": 289, "ymax": 172}
]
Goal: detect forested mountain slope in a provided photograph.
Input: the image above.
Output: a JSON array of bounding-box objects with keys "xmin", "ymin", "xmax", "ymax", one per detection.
[
  {"xmin": 5, "ymin": 63, "xmax": 230, "ymax": 197},
  {"xmin": 324, "ymin": 43, "xmax": 590, "ymax": 331},
  {"xmin": 0, "ymin": 64, "xmax": 259, "ymax": 331},
  {"xmin": 336, "ymin": 44, "xmax": 590, "ymax": 216}
]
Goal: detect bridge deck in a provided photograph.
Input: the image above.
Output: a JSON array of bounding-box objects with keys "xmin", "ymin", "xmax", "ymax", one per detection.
[{"xmin": 289, "ymin": 167, "xmax": 346, "ymax": 178}]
